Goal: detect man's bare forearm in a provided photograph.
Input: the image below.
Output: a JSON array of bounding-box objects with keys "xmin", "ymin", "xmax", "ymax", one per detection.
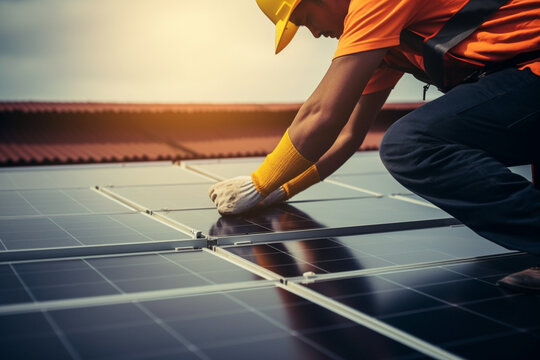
[
  {"xmin": 316, "ymin": 88, "xmax": 391, "ymax": 179},
  {"xmin": 288, "ymin": 49, "xmax": 388, "ymax": 162}
]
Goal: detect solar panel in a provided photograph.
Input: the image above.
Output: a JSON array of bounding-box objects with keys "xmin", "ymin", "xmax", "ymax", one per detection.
[
  {"xmin": 182, "ymin": 152, "xmax": 389, "ymax": 179},
  {"xmin": 182, "ymin": 157, "xmax": 264, "ymax": 180},
  {"xmin": 1, "ymin": 152, "xmax": 537, "ymax": 360},
  {"xmin": 104, "ymin": 181, "xmax": 375, "ymax": 212},
  {"xmin": 221, "ymin": 226, "xmax": 512, "ymax": 277},
  {"xmin": 331, "ymin": 152, "xmax": 388, "ymax": 176},
  {"xmin": 328, "ymin": 173, "xmax": 411, "ymax": 196},
  {"xmin": 0, "ymin": 188, "xmax": 132, "ymax": 217},
  {"xmin": 1, "ymin": 251, "xmax": 262, "ymax": 304},
  {"xmin": 0, "ymin": 163, "xmax": 211, "ymax": 190},
  {"xmin": 0, "ymin": 213, "xmax": 189, "ymax": 251},
  {"xmin": 331, "ymin": 164, "xmax": 533, "ymax": 199},
  {"xmin": 102, "ymin": 183, "xmax": 218, "ymax": 211},
  {"xmin": 301, "ymin": 253, "xmax": 540, "ymax": 359},
  {"xmin": 159, "ymin": 196, "xmax": 454, "ymax": 239},
  {"xmin": 291, "ymin": 181, "xmax": 377, "ymax": 202},
  {"xmin": 1, "ymin": 285, "xmax": 426, "ymax": 360}
]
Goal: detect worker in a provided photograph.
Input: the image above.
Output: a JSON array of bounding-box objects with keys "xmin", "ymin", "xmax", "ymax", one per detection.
[{"xmin": 209, "ymin": 0, "xmax": 540, "ymax": 292}]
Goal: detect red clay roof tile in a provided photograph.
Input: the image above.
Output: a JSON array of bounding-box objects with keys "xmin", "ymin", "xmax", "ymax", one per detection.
[{"xmin": 0, "ymin": 102, "xmax": 421, "ymax": 166}]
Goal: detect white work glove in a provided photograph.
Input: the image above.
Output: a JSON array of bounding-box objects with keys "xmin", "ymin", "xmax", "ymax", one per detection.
[
  {"xmin": 257, "ymin": 186, "xmax": 287, "ymax": 209},
  {"xmin": 209, "ymin": 176, "xmax": 264, "ymax": 215}
]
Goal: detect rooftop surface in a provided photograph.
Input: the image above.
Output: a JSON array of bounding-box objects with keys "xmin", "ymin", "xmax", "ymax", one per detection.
[
  {"xmin": 0, "ymin": 102, "xmax": 421, "ymax": 166},
  {"xmin": 1, "ymin": 152, "xmax": 538, "ymax": 359}
]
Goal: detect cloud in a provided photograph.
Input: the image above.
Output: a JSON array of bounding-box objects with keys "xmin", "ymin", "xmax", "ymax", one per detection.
[{"xmin": 0, "ymin": 0, "xmax": 438, "ymax": 102}]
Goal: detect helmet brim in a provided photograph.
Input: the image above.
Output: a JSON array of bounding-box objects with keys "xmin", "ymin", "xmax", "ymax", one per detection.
[{"xmin": 274, "ymin": 1, "xmax": 301, "ymax": 54}]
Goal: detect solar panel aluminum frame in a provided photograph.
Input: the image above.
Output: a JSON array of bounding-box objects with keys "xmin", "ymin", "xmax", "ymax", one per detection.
[
  {"xmin": 0, "ymin": 278, "xmax": 279, "ymax": 317},
  {"xmin": 0, "ymin": 238, "xmax": 208, "ymax": 262},
  {"xmin": 212, "ymin": 218, "xmax": 461, "ymax": 246},
  {"xmin": 389, "ymin": 194, "xmax": 440, "ymax": 209},
  {"xmin": 282, "ymin": 252, "xmax": 523, "ymax": 285}
]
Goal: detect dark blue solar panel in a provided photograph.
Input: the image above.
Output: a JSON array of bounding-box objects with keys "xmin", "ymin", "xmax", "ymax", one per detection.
[
  {"xmin": 1, "ymin": 286, "xmax": 425, "ymax": 360},
  {"xmin": 0, "ymin": 188, "xmax": 131, "ymax": 216},
  {"xmin": 4, "ymin": 251, "xmax": 262, "ymax": 303},
  {"xmin": 0, "ymin": 164, "xmax": 212, "ymax": 190},
  {"xmin": 1, "ymin": 156, "xmax": 536, "ymax": 360},
  {"xmin": 303, "ymin": 253, "xmax": 540, "ymax": 359},
  {"xmin": 222, "ymin": 226, "xmax": 510, "ymax": 277},
  {"xmin": 0, "ymin": 213, "xmax": 188, "ymax": 250}
]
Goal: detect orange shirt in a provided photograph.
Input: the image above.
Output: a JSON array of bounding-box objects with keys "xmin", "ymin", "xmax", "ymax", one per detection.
[{"xmin": 334, "ymin": 0, "xmax": 540, "ymax": 94}]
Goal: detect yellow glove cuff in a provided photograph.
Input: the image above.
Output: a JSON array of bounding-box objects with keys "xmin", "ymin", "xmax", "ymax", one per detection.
[
  {"xmin": 282, "ymin": 164, "xmax": 320, "ymax": 199},
  {"xmin": 251, "ymin": 128, "xmax": 314, "ymax": 197}
]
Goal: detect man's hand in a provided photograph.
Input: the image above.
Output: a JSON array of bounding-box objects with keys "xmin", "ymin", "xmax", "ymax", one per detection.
[
  {"xmin": 209, "ymin": 176, "xmax": 264, "ymax": 215},
  {"xmin": 257, "ymin": 186, "xmax": 287, "ymax": 208}
]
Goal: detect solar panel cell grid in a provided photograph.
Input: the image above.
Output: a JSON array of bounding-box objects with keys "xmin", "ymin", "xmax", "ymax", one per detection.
[
  {"xmin": 3, "ymin": 251, "xmax": 263, "ymax": 303},
  {"xmin": 0, "ymin": 189, "xmax": 131, "ymax": 217},
  {"xmin": 303, "ymin": 253, "xmax": 540, "ymax": 359},
  {"xmin": 0, "ymin": 213, "xmax": 189, "ymax": 251},
  {"xmin": 1, "ymin": 286, "xmax": 426, "ymax": 360},
  {"xmin": 0, "ymin": 164, "xmax": 212, "ymax": 190}
]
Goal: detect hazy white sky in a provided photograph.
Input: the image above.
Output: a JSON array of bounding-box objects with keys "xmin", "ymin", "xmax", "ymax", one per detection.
[{"xmin": 0, "ymin": 0, "xmax": 442, "ymax": 103}]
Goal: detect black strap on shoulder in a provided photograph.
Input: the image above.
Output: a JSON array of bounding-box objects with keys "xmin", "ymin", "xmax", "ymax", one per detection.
[{"xmin": 423, "ymin": 0, "xmax": 510, "ymax": 90}]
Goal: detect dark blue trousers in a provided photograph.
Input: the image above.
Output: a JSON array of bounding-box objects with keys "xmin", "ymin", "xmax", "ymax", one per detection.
[{"xmin": 380, "ymin": 68, "xmax": 540, "ymax": 254}]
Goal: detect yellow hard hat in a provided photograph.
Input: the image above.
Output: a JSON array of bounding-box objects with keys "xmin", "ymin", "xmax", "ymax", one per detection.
[{"xmin": 256, "ymin": 0, "xmax": 302, "ymax": 54}]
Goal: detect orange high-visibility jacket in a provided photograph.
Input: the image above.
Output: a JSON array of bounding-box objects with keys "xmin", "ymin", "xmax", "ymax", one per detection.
[{"xmin": 334, "ymin": 0, "xmax": 540, "ymax": 94}]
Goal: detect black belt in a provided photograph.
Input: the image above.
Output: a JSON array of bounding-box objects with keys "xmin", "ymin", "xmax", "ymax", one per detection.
[{"xmin": 399, "ymin": 0, "xmax": 540, "ymax": 92}]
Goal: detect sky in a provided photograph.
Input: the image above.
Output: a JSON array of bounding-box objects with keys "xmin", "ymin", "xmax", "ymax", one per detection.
[{"xmin": 0, "ymin": 0, "xmax": 442, "ymax": 103}]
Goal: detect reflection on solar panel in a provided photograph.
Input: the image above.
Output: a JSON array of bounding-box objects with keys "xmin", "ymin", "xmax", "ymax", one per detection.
[
  {"xmin": 1, "ymin": 154, "xmax": 538, "ymax": 359},
  {"xmin": 159, "ymin": 196, "xmax": 455, "ymax": 239},
  {"xmin": 221, "ymin": 226, "xmax": 512, "ymax": 277},
  {"xmin": 302, "ymin": 253, "xmax": 540, "ymax": 359},
  {"xmin": 1, "ymin": 251, "xmax": 262, "ymax": 304},
  {"xmin": 0, "ymin": 286, "xmax": 428, "ymax": 360}
]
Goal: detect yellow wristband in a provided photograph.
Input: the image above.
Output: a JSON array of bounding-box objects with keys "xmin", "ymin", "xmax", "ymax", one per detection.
[
  {"xmin": 251, "ymin": 129, "xmax": 314, "ymax": 197},
  {"xmin": 282, "ymin": 164, "xmax": 320, "ymax": 199}
]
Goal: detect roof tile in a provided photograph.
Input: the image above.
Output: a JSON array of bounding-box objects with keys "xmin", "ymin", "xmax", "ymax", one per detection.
[{"xmin": 0, "ymin": 102, "xmax": 420, "ymax": 166}]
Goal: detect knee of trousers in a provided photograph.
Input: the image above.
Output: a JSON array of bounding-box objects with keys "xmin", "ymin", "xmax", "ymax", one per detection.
[{"xmin": 379, "ymin": 116, "xmax": 428, "ymax": 177}]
